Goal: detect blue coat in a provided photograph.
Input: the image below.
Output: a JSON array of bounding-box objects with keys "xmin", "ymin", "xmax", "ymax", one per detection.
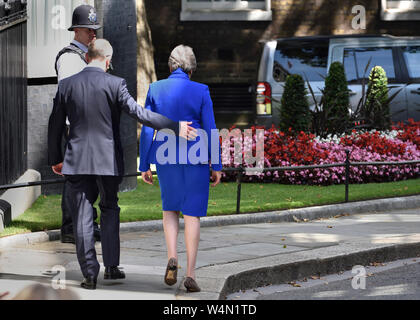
[
  {"xmin": 48, "ymin": 67, "xmax": 179, "ymax": 176},
  {"xmin": 139, "ymin": 69, "xmax": 222, "ymax": 172}
]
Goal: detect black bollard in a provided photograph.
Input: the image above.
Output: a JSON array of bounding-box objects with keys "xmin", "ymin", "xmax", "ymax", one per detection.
[{"xmin": 236, "ymin": 167, "xmax": 243, "ymax": 214}]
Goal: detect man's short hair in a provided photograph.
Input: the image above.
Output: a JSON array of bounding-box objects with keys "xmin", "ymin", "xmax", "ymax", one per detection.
[
  {"xmin": 88, "ymin": 39, "xmax": 113, "ymax": 60},
  {"xmin": 168, "ymin": 45, "xmax": 197, "ymax": 74}
]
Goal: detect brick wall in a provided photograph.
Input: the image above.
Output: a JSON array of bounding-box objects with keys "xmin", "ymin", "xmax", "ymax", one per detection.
[
  {"xmin": 144, "ymin": 0, "xmax": 268, "ymax": 84},
  {"xmin": 267, "ymin": 0, "xmax": 420, "ymax": 37},
  {"xmin": 144, "ymin": 0, "xmax": 420, "ymax": 85}
]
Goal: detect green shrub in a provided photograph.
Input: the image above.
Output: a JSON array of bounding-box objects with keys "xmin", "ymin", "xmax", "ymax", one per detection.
[
  {"xmin": 279, "ymin": 74, "xmax": 311, "ymax": 133},
  {"xmin": 322, "ymin": 62, "xmax": 350, "ymax": 134},
  {"xmin": 365, "ymin": 66, "xmax": 391, "ymax": 130}
]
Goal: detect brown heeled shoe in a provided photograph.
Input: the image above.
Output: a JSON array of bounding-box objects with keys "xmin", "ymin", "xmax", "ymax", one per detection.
[
  {"xmin": 164, "ymin": 258, "xmax": 178, "ymax": 286},
  {"xmin": 184, "ymin": 277, "xmax": 201, "ymax": 293}
]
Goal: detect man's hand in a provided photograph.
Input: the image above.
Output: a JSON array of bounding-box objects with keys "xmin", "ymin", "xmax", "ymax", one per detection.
[
  {"xmin": 211, "ymin": 171, "xmax": 222, "ymax": 187},
  {"xmin": 52, "ymin": 163, "xmax": 64, "ymax": 176},
  {"xmin": 179, "ymin": 122, "xmax": 198, "ymax": 141},
  {"xmin": 142, "ymin": 170, "xmax": 154, "ymax": 185}
]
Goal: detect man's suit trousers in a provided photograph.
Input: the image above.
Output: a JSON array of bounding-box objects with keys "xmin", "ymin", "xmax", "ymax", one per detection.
[
  {"xmin": 65, "ymin": 175, "xmax": 122, "ymax": 279},
  {"xmin": 60, "ymin": 132, "xmax": 99, "ymax": 235},
  {"xmin": 61, "ymin": 180, "xmax": 99, "ymax": 235}
]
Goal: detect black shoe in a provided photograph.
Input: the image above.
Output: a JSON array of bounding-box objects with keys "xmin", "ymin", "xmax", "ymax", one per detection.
[
  {"xmin": 61, "ymin": 233, "xmax": 75, "ymax": 244},
  {"xmin": 104, "ymin": 267, "xmax": 125, "ymax": 280},
  {"xmin": 94, "ymin": 225, "xmax": 101, "ymax": 242},
  {"xmin": 81, "ymin": 277, "xmax": 97, "ymax": 290},
  {"xmin": 184, "ymin": 277, "xmax": 201, "ymax": 293}
]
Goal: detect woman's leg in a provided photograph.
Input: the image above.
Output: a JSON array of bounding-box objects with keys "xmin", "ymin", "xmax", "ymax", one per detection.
[
  {"xmin": 163, "ymin": 211, "xmax": 180, "ymax": 260},
  {"xmin": 184, "ymin": 215, "xmax": 201, "ymax": 279}
]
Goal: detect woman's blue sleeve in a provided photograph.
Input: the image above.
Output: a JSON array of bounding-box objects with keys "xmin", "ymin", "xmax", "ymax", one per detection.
[
  {"xmin": 139, "ymin": 88, "xmax": 156, "ymax": 172},
  {"xmin": 201, "ymin": 87, "xmax": 222, "ymax": 172}
]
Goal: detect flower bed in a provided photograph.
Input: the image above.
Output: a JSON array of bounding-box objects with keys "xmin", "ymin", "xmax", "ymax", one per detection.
[{"xmin": 221, "ymin": 120, "xmax": 420, "ymax": 185}]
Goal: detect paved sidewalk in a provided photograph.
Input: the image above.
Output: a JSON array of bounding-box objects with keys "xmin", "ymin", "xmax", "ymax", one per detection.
[{"xmin": 0, "ymin": 199, "xmax": 419, "ymax": 300}]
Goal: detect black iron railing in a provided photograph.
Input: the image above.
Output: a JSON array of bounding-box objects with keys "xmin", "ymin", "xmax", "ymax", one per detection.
[
  {"xmin": 0, "ymin": 4, "xmax": 27, "ymax": 191},
  {"xmin": 1, "ymin": 152, "xmax": 419, "ymax": 215},
  {"xmin": 228, "ymin": 152, "xmax": 420, "ymax": 214}
]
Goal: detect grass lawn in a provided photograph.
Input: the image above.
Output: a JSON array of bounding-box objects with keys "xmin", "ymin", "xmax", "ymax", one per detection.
[{"xmin": 1, "ymin": 178, "xmax": 419, "ymax": 238}]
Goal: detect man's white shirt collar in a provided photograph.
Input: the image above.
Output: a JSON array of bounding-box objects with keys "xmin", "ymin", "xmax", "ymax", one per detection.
[{"xmin": 71, "ymin": 40, "xmax": 88, "ymax": 53}]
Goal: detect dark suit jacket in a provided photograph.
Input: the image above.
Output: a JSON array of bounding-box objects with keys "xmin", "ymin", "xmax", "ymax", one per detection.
[{"xmin": 48, "ymin": 66, "xmax": 179, "ymax": 176}]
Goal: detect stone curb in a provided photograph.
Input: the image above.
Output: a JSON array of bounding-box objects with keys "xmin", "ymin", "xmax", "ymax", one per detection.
[
  {"xmin": 1, "ymin": 195, "xmax": 419, "ymax": 250},
  {"xmin": 175, "ymin": 241, "xmax": 420, "ymax": 300},
  {"xmin": 219, "ymin": 241, "xmax": 420, "ymax": 300}
]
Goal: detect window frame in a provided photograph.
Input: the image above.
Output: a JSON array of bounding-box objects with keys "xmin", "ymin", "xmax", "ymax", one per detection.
[
  {"xmin": 180, "ymin": 0, "xmax": 272, "ymax": 21},
  {"xmin": 342, "ymin": 46, "xmax": 404, "ymax": 85},
  {"xmin": 399, "ymin": 46, "xmax": 420, "ymax": 83},
  {"xmin": 272, "ymin": 39, "xmax": 330, "ymax": 83},
  {"xmin": 183, "ymin": 0, "xmax": 268, "ymax": 10},
  {"xmin": 381, "ymin": 0, "xmax": 420, "ymax": 21}
]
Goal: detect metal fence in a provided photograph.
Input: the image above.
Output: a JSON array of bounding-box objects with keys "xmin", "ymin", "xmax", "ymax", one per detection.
[
  {"xmin": 0, "ymin": 2, "xmax": 27, "ymax": 192},
  {"xmin": 1, "ymin": 151, "xmax": 419, "ymax": 214},
  {"xmin": 229, "ymin": 152, "xmax": 420, "ymax": 214}
]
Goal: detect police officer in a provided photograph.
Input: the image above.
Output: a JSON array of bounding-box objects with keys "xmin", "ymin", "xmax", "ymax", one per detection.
[{"xmin": 55, "ymin": 5, "xmax": 102, "ymax": 244}]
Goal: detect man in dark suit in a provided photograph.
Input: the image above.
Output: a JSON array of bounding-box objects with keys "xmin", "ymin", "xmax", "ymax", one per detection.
[
  {"xmin": 55, "ymin": 4, "xmax": 103, "ymax": 245},
  {"xmin": 48, "ymin": 39, "xmax": 197, "ymax": 290}
]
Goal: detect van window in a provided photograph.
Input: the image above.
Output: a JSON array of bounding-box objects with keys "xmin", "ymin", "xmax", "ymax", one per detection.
[
  {"xmin": 402, "ymin": 46, "xmax": 420, "ymax": 82},
  {"xmin": 343, "ymin": 47, "xmax": 396, "ymax": 84},
  {"xmin": 272, "ymin": 40, "xmax": 328, "ymax": 82}
]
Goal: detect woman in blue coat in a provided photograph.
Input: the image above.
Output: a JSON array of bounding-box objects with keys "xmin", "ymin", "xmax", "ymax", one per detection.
[{"xmin": 139, "ymin": 45, "xmax": 222, "ymax": 292}]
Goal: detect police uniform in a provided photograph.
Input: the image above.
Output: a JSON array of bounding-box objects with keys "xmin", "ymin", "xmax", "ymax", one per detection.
[
  {"xmin": 56, "ymin": 40, "xmax": 88, "ymax": 82},
  {"xmin": 55, "ymin": 5, "xmax": 102, "ymax": 244}
]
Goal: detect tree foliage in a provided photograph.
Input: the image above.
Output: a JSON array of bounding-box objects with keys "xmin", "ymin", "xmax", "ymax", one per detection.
[
  {"xmin": 280, "ymin": 74, "xmax": 311, "ymax": 133},
  {"xmin": 322, "ymin": 62, "xmax": 350, "ymax": 134},
  {"xmin": 365, "ymin": 66, "xmax": 391, "ymax": 130}
]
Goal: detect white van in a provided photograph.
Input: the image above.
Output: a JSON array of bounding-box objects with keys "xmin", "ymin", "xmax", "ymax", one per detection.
[{"xmin": 256, "ymin": 35, "xmax": 420, "ymax": 127}]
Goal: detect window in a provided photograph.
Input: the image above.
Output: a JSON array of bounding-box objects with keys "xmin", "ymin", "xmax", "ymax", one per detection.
[
  {"xmin": 402, "ymin": 46, "xmax": 420, "ymax": 81},
  {"xmin": 272, "ymin": 40, "xmax": 329, "ymax": 82},
  {"xmin": 381, "ymin": 0, "xmax": 420, "ymax": 20},
  {"xmin": 181, "ymin": 0, "xmax": 272, "ymax": 21},
  {"xmin": 27, "ymin": 0, "xmax": 94, "ymax": 78},
  {"xmin": 343, "ymin": 47, "xmax": 396, "ymax": 84}
]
